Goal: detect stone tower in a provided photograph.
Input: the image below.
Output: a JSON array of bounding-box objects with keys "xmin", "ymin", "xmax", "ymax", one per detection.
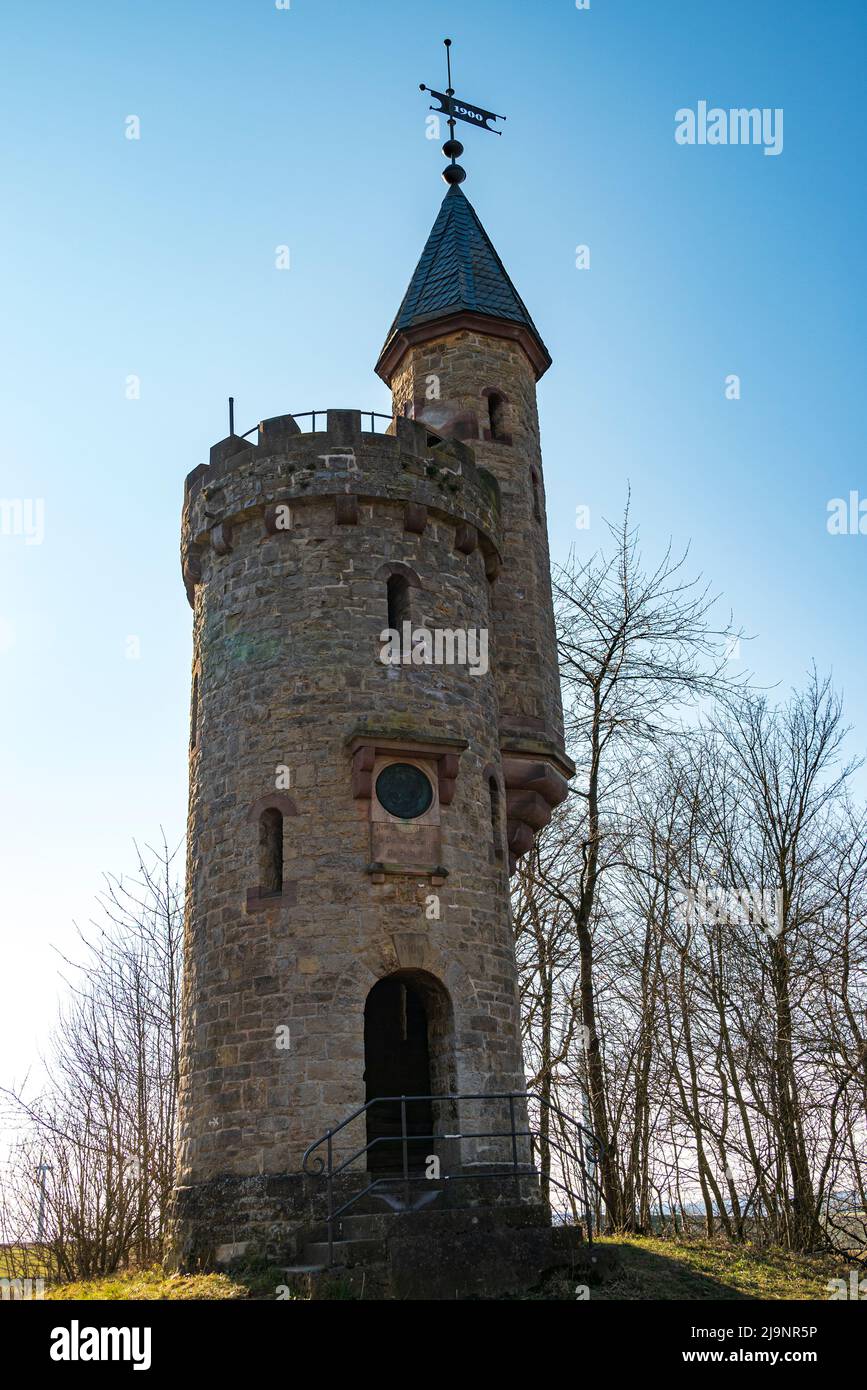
[{"xmin": 169, "ymin": 183, "xmax": 573, "ymax": 1274}]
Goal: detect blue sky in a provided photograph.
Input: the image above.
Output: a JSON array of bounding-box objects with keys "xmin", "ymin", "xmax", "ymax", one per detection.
[{"xmin": 1, "ymin": 0, "xmax": 865, "ymax": 1085}]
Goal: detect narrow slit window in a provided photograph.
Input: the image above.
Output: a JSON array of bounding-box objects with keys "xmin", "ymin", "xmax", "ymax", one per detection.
[
  {"xmin": 487, "ymin": 392, "xmax": 508, "ymax": 442},
  {"xmin": 387, "ymin": 573, "xmax": 411, "ymax": 631},
  {"xmin": 531, "ymin": 469, "xmax": 542, "ymax": 522},
  {"xmin": 190, "ymin": 672, "xmax": 199, "ymax": 748},
  {"xmin": 489, "ymin": 776, "xmax": 504, "ymax": 859},
  {"xmin": 258, "ymin": 808, "xmax": 283, "ymax": 897}
]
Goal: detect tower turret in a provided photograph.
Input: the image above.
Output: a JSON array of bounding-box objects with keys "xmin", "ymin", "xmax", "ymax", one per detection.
[{"xmin": 376, "ymin": 185, "xmax": 573, "ymax": 871}]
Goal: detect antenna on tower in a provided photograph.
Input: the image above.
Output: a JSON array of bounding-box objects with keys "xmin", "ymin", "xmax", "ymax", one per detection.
[{"xmin": 419, "ymin": 37, "xmax": 507, "ymax": 186}]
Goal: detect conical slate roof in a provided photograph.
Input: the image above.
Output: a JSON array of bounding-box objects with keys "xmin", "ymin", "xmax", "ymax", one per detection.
[{"xmin": 376, "ymin": 185, "xmax": 551, "ymax": 381}]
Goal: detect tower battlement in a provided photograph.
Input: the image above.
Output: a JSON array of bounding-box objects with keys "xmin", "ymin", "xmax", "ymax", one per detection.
[{"xmin": 182, "ymin": 410, "xmax": 503, "ymax": 609}]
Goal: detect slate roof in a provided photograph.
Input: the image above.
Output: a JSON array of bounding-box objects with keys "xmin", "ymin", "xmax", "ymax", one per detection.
[{"xmin": 381, "ymin": 185, "xmax": 548, "ymax": 359}]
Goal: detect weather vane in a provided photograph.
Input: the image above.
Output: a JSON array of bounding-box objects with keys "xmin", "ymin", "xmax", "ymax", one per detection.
[{"xmin": 420, "ymin": 38, "xmax": 506, "ymax": 186}]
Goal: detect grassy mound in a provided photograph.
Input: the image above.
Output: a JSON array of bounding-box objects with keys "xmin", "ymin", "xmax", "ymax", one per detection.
[
  {"xmin": 578, "ymin": 1235, "xmax": 848, "ymax": 1301},
  {"xmin": 6, "ymin": 1237, "xmax": 854, "ymax": 1301}
]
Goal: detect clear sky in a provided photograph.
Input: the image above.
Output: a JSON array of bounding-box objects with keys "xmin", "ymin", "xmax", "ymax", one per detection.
[{"xmin": 1, "ymin": 0, "xmax": 865, "ymax": 1089}]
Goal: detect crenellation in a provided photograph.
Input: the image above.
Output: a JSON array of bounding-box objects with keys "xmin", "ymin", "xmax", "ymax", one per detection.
[{"xmin": 181, "ymin": 424, "xmax": 503, "ymax": 614}]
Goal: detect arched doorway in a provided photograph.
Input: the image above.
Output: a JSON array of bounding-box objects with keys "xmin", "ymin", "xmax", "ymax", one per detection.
[{"xmin": 363, "ymin": 971, "xmax": 455, "ymax": 1174}]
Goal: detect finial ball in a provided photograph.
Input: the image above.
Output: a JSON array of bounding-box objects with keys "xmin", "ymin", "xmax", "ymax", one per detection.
[
  {"xmin": 442, "ymin": 163, "xmax": 466, "ymax": 185},
  {"xmin": 442, "ymin": 139, "xmax": 464, "ymax": 159}
]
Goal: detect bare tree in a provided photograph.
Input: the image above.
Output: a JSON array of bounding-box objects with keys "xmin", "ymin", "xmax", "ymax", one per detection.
[
  {"xmin": 544, "ymin": 502, "xmax": 741, "ymax": 1227},
  {"xmin": 692, "ymin": 674, "xmax": 863, "ymax": 1249},
  {"xmin": 512, "ymin": 497, "xmax": 865, "ymax": 1257},
  {"xmin": 1, "ymin": 838, "xmax": 182, "ymax": 1280}
]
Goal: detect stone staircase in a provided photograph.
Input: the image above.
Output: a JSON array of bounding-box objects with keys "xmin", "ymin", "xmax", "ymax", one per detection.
[
  {"xmin": 279, "ymin": 1196, "xmax": 601, "ymax": 1300},
  {"xmin": 296, "ymin": 1210, "xmax": 394, "ymax": 1272},
  {"xmin": 290, "ymin": 1091, "xmax": 610, "ymax": 1298}
]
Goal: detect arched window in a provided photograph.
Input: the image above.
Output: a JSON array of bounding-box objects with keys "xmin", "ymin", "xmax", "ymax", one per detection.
[
  {"xmin": 487, "ymin": 391, "xmax": 508, "ymax": 442},
  {"xmin": 377, "ymin": 564, "xmax": 422, "ymax": 665},
  {"xmin": 488, "ymin": 775, "xmax": 504, "ymax": 860},
  {"xmin": 531, "ymin": 469, "xmax": 542, "ymax": 522},
  {"xmin": 387, "ymin": 573, "xmax": 411, "ymax": 631},
  {"xmin": 246, "ymin": 794, "xmax": 297, "ymax": 912},
  {"xmin": 258, "ymin": 808, "xmax": 283, "ymax": 897}
]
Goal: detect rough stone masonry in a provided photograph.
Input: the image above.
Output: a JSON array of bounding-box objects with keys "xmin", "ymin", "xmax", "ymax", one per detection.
[{"xmin": 167, "ymin": 183, "xmax": 574, "ymax": 1271}]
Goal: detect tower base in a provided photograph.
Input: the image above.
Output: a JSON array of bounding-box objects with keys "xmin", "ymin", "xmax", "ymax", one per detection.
[
  {"xmin": 284, "ymin": 1205, "xmax": 589, "ymax": 1301},
  {"xmin": 166, "ymin": 1173, "xmax": 322, "ymax": 1271},
  {"xmin": 164, "ymin": 1168, "xmax": 582, "ymax": 1300}
]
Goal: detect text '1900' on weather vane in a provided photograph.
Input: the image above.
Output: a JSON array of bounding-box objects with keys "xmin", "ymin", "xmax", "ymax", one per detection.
[{"xmin": 420, "ymin": 38, "xmax": 507, "ymax": 185}]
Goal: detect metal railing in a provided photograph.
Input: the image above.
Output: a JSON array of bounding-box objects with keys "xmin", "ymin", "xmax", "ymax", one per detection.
[
  {"xmin": 231, "ymin": 406, "xmax": 395, "ymax": 441},
  {"xmin": 301, "ymin": 1090, "xmax": 606, "ymax": 1266}
]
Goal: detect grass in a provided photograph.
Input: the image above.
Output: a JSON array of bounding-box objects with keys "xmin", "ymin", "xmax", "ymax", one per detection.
[
  {"xmin": 1, "ymin": 1247, "xmax": 292, "ymax": 1300},
  {"xmin": 44, "ymin": 1267, "xmax": 249, "ymax": 1301},
  {"xmin": 573, "ymin": 1234, "xmax": 849, "ymax": 1301},
  {"xmin": 5, "ymin": 1237, "xmax": 855, "ymax": 1301},
  {"xmin": 0, "ymin": 1245, "xmax": 54, "ymax": 1279},
  {"xmin": 42, "ymin": 1257, "xmax": 301, "ymax": 1301}
]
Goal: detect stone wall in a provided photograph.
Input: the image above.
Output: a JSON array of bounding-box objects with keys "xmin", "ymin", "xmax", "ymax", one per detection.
[
  {"xmin": 389, "ymin": 330, "xmax": 568, "ymax": 768},
  {"xmin": 176, "ymin": 413, "xmax": 527, "ymax": 1201},
  {"xmin": 387, "ymin": 332, "xmax": 573, "ymax": 875}
]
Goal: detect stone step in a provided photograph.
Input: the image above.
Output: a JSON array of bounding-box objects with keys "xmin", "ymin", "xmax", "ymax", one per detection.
[
  {"xmin": 312, "ymin": 1197, "xmax": 552, "ymax": 1241},
  {"xmin": 284, "ymin": 1214, "xmax": 596, "ymax": 1298},
  {"xmin": 302, "ymin": 1236, "xmax": 386, "ymax": 1268},
  {"xmin": 331, "ymin": 1211, "xmax": 394, "ymax": 1240},
  {"xmin": 331, "ymin": 1181, "xmax": 448, "ymax": 1218},
  {"xmin": 319, "ymin": 1197, "xmax": 446, "ymax": 1239},
  {"xmin": 551, "ymin": 1223, "xmax": 585, "ymax": 1253}
]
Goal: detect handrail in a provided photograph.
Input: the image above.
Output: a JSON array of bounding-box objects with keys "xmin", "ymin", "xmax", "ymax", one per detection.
[
  {"xmin": 303, "ymin": 1090, "xmax": 539, "ymax": 1169},
  {"xmin": 301, "ymin": 1090, "xmax": 606, "ymax": 1267},
  {"xmin": 236, "ymin": 409, "xmax": 395, "ymax": 441}
]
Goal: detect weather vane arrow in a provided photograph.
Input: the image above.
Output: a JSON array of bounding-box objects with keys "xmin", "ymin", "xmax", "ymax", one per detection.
[{"xmin": 420, "ymin": 38, "xmax": 507, "ymax": 185}]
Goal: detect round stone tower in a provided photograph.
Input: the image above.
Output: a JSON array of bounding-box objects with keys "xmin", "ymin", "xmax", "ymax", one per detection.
[{"xmin": 169, "ymin": 185, "xmax": 573, "ymax": 1272}]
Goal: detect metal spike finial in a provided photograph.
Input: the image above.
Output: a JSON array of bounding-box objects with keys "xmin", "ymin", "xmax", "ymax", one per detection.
[
  {"xmin": 419, "ymin": 37, "xmax": 506, "ymax": 186},
  {"xmin": 440, "ymin": 39, "xmax": 465, "ymax": 185}
]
